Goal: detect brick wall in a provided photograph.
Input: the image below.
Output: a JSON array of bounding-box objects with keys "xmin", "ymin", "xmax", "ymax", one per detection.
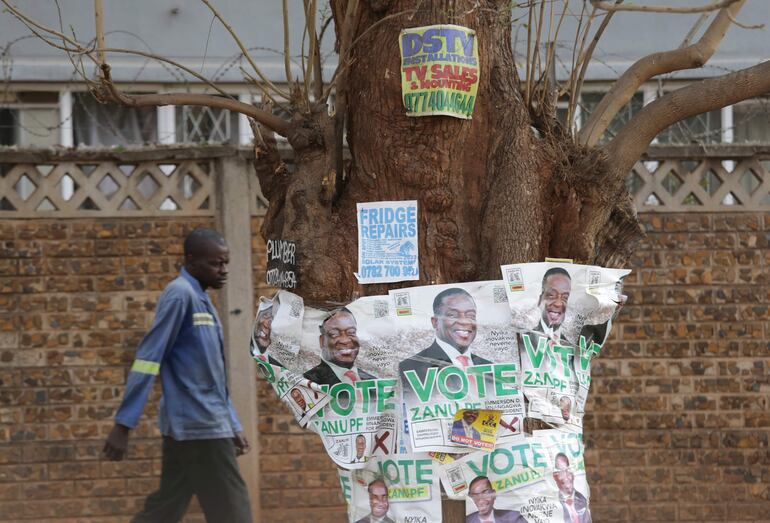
[
  {"xmin": 2, "ymin": 212, "xmax": 768, "ymax": 522},
  {"xmin": 0, "ymin": 218, "xmax": 213, "ymax": 522},
  {"xmin": 585, "ymin": 213, "xmax": 770, "ymax": 522}
]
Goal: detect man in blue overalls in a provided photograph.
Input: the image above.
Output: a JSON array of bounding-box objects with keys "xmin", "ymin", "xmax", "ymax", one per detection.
[{"xmin": 103, "ymin": 228, "xmax": 252, "ymax": 523}]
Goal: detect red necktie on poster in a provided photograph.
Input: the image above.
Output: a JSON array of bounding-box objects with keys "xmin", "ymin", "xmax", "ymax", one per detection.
[
  {"xmin": 456, "ymin": 355, "xmax": 477, "ymax": 395},
  {"xmin": 566, "ymin": 498, "xmax": 579, "ymax": 523},
  {"xmin": 344, "ymin": 370, "xmax": 363, "ymax": 404}
]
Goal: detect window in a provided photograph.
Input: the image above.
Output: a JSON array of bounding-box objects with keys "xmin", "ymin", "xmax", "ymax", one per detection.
[
  {"xmin": 580, "ymin": 92, "xmax": 644, "ymax": 143},
  {"xmin": 176, "ymin": 105, "xmax": 238, "ymax": 144},
  {"xmin": 657, "ymin": 109, "xmax": 722, "ymax": 145},
  {"xmin": 73, "ymin": 92, "xmax": 157, "ymax": 146},
  {"xmin": 0, "ymin": 92, "xmax": 59, "ymax": 147},
  {"xmin": 0, "ymin": 109, "xmax": 16, "ymax": 145},
  {"xmin": 733, "ymin": 97, "xmax": 770, "ymax": 144}
]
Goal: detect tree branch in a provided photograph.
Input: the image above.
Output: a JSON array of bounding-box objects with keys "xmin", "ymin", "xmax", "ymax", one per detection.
[
  {"xmin": 605, "ymin": 60, "xmax": 770, "ymax": 176},
  {"xmin": 282, "ymin": 0, "xmax": 293, "ymax": 84},
  {"xmin": 199, "ymin": 0, "xmax": 290, "ymax": 99},
  {"xmin": 579, "ymin": 0, "xmax": 745, "ymax": 146},
  {"xmin": 97, "ymin": 64, "xmax": 291, "ymax": 137},
  {"xmin": 590, "ymin": 0, "xmax": 739, "ymax": 14},
  {"xmin": 571, "ymin": 1, "xmax": 621, "ymax": 139},
  {"xmin": 94, "ymin": 0, "xmax": 106, "ymax": 66}
]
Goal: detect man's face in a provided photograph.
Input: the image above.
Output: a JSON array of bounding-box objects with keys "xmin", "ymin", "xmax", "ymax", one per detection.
[
  {"xmin": 320, "ymin": 312, "xmax": 359, "ymax": 366},
  {"xmin": 553, "ymin": 456, "xmax": 574, "ymax": 496},
  {"xmin": 432, "ymin": 293, "xmax": 477, "ymax": 352},
  {"xmin": 355, "ymin": 436, "xmax": 366, "ymax": 458},
  {"xmin": 255, "ymin": 306, "xmax": 274, "ymax": 350},
  {"xmin": 462, "ymin": 409, "xmax": 479, "ymax": 425},
  {"xmin": 560, "ymin": 397, "xmax": 571, "ymax": 421},
  {"xmin": 368, "ymin": 482, "xmax": 389, "ymax": 518},
  {"xmin": 539, "ymin": 274, "xmax": 571, "ymax": 328},
  {"xmin": 469, "ymin": 479, "xmax": 496, "ymax": 517},
  {"xmin": 186, "ymin": 241, "xmax": 229, "ymax": 290},
  {"xmin": 290, "ymin": 389, "xmax": 306, "ymax": 410}
]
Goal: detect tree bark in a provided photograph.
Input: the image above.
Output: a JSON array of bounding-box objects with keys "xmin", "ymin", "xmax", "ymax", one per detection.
[{"xmin": 255, "ymin": 0, "xmax": 639, "ymax": 308}]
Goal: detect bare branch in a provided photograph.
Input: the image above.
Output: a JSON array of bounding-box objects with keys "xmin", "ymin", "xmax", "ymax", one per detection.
[
  {"xmin": 571, "ymin": 1, "xmax": 622, "ymax": 133},
  {"xmin": 322, "ymin": 7, "xmax": 417, "ymax": 102},
  {"xmin": 566, "ymin": 2, "xmax": 593, "ymax": 130},
  {"xmin": 590, "ymin": 0, "xmax": 739, "ymax": 14},
  {"xmin": 679, "ymin": 13, "xmax": 709, "ymax": 47},
  {"xmin": 282, "ymin": 0, "xmax": 293, "ymax": 84},
  {"xmin": 579, "ymin": 0, "xmax": 745, "ymax": 146},
  {"xmin": 94, "ymin": 0, "xmax": 106, "ymax": 66},
  {"xmin": 605, "ymin": 60, "xmax": 770, "ymax": 176},
  {"xmin": 524, "ymin": 3, "xmax": 534, "ymax": 105},
  {"xmin": 198, "ymin": 0, "xmax": 290, "ymax": 99},
  {"xmin": 97, "ymin": 64, "xmax": 291, "ymax": 137},
  {"xmin": 1, "ymin": 0, "xmax": 99, "ymax": 66},
  {"xmin": 527, "ymin": 0, "xmax": 547, "ymax": 104},
  {"xmin": 537, "ymin": 0, "xmax": 569, "ymax": 109},
  {"xmin": 102, "ymin": 48, "xmax": 232, "ymax": 98},
  {"xmin": 726, "ymin": 9, "xmax": 764, "ymax": 29}
]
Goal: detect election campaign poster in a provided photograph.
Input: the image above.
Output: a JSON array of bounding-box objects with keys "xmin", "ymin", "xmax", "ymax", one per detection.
[
  {"xmin": 250, "ymin": 291, "xmax": 304, "ymax": 367},
  {"xmin": 500, "ymin": 262, "xmax": 629, "ymax": 430},
  {"xmin": 392, "ymin": 281, "xmax": 525, "ymax": 453},
  {"xmin": 356, "ymin": 201, "xmax": 419, "ymax": 284},
  {"xmin": 252, "ymin": 355, "xmax": 330, "ymax": 428},
  {"xmin": 436, "ymin": 430, "xmax": 590, "ymax": 523},
  {"xmin": 400, "ymin": 24, "xmax": 479, "ymax": 119},
  {"xmin": 348, "ymin": 455, "xmax": 442, "ymax": 523},
  {"xmin": 449, "ymin": 408, "xmax": 501, "ymax": 451},
  {"xmin": 296, "ymin": 296, "xmax": 401, "ymax": 468}
]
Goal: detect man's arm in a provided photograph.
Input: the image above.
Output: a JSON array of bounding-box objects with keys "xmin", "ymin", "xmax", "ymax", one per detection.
[{"xmin": 102, "ymin": 295, "xmax": 187, "ymax": 461}]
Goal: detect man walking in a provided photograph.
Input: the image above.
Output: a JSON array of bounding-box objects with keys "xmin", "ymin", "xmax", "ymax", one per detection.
[{"xmin": 103, "ymin": 229, "xmax": 252, "ymax": 523}]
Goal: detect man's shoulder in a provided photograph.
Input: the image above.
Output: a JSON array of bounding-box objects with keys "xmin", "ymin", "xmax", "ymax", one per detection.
[
  {"xmin": 496, "ymin": 508, "xmax": 526, "ymax": 523},
  {"xmin": 574, "ymin": 490, "xmax": 589, "ymax": 504},
  {"xmin": 303, "ymin": 361, "xmax": 337, "ymax": 385},
  {"xmin": 399, "ymin": 342, "xmax": 448, "ymax": 371},
  {"xmin": 161, "ymin": 274, "xmax": 196, "ymax": 301},
  {"xmin": 471, "ymin": 353, "xmax": 492, "ymax": 365},
  {"xmin": 359, "ymin": 368, "xmax": 378, "ymax": 380}
]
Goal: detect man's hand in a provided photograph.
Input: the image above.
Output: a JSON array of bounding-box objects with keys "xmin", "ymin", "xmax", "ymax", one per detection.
[
  {"xmin": 233, "ymin": 432, "xmax": 251, "ymax": 456},
  {"xmin": 103, "ymin": 423, "xmax": 130, "ymax": 461}
]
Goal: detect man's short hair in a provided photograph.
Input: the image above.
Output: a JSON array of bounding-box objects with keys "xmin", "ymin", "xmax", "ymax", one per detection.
[
  {"xmin": 184, "ymin": 228, "xmax": 226, "ymax": 257},
  {"xmin": 368, "ymin": 478, "xmax": 387, "ymax": 494},
  {"xmin": 541, "ymin": 267, "xmax": 571, "ymax": 287},
  {"xmin": 318, "ymin": 307, "xmax": 355, "ymax": 334},
  {"xmin": 468, "ymin": 475, "xmax": 493, "ymax": 492},
  {"xmin": 554, "ymin": 452, "xmax": 570, "ymax": 466},
  {"xmin": 432, "ymin": 288, "xmax": 474, "ymax": 316}
]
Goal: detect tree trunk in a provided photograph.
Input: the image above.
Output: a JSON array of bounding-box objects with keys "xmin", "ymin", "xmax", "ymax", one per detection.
[
  {"xmin": 252, "ymin": 1, "xmax": 644, "ymax": 519},
  {"xmin": 255, "ymin": 0, "xmax": 643, "ymax": 307}
]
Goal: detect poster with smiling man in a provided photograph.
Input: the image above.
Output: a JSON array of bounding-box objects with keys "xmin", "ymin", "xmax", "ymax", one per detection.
[{"xmin": 392, "ymin": 281, "xmax": 524, "ymax": 453}]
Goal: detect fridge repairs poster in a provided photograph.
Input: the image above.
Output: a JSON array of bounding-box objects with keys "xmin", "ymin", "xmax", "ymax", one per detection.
[{"xmin": 356, "ymin": 201, "xmax": 419, "ymax": 284}]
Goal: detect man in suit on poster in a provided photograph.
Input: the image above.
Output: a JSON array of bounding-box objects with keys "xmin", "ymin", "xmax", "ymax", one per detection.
[
  {"xmin": 399, "ymin": 288, "xmax": 491, "ymax": 393},
  {"xmin": 466, "ymin": 476, "xmax": 526, "ymax": 523},
  {"xmin": 451, "ymin": 409, "xmax": 481, "ymax": 441},
  {"xmin": 304, "ymin": 308, "xmax": 376, "ymax": 386},
  {"xmin": 355, "ymin": 479, "xmax": 395, "ymax": 523},
  {"xmin": 554, "ymin": 453, "xmax": 592, "ymax": 523},
  {"xmin": 529, "ymin": 267, "xmax": 572, "ymax": 346}
]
